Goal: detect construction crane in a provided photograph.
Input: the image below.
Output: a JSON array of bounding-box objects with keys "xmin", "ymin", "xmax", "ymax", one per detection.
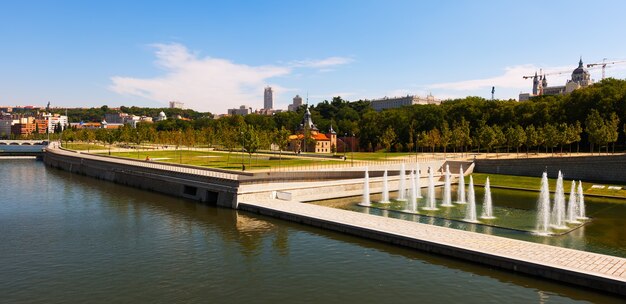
[
  {"xmin": 587, "ymin": 59, "xmax": 626, "ymax": 80},
  {"xmin": 522, "ymin": 68, "xmax": 570, "ymax": 80}
]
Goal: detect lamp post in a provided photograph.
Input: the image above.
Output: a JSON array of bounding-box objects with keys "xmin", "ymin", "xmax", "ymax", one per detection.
[
  {"xmin": 351, "ymin": 133, "xmax": 355, "ymax": 167},
  {"xmin": 178, "ymin": 130, "xmax": 182, "ymax": 164},
  {"xmin": 343, "ymin": 133, "xmax": 347, "ymax": 160},
  {"xmin": 241, "ymin": 130, "xmax": 245, "ymax": 171}
]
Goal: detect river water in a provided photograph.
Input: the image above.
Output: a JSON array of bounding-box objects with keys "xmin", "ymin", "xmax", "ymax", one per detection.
[{"xmin": 0, "ymin": 160, "xmax": 623, "ymax": 303}]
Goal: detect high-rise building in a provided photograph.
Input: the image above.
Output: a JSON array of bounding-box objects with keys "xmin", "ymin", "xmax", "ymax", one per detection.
[
  {"xmin": 264, "ymin": 86, "xmax": 273, "ymax": 110},
  {"xmin": 288, "ymin": 94, "xmax": 303, "ymax": 112}
]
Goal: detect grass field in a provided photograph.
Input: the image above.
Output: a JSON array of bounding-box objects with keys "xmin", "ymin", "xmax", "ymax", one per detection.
[
  {"xmin": 62, "ymin": 143, "xmax": 108, "ymax": 151},
  {"xmin": 103, "ymin": 150, "xmax": 345, "ymax": 171},
  {"xmin": 471, "ymin": 173, "xmax": 626, "ymax": 199}
]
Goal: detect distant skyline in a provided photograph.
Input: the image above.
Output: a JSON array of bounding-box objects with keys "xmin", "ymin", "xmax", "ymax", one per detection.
[{"xmin": 1, "ymin": 0, "xmax": 626, "ymax": 114}]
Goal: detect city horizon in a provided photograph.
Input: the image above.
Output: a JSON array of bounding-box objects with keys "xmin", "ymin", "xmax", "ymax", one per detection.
[{"xmin": 2, "ymin": 1, "xmax": 626, "ymax": 114}]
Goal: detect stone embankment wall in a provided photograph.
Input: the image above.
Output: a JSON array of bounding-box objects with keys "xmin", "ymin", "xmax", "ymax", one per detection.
[
  {"xmin": 474, "ymin": 154, "xmax": 626, "ymax": 183},
  {"xmin": 44, "ymin": 149, "xmax": 240, "ymax": 207}
]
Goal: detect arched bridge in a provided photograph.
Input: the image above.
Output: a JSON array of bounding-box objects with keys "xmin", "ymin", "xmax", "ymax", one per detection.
[{"xmin": 0, "ymin": 140, "xmax": 48, "ymax": 157}]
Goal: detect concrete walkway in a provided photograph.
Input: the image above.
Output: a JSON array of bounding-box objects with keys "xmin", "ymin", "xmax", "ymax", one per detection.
[{"xmin": 239, "ymin": 198, "xmax": 626, "ymax": 296}]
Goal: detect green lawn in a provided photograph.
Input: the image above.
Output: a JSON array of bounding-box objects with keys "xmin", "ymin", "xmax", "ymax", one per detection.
[
  {"xmin": 62, "ymin": 142, "xmax": 108, "ymax": 151},
  {"xmin": 102, "ymin": 150, "xmax": 344, "ymax": 171},
  {"xmin": 347, "ymin": 151, "xmax": 416, "ymax": 161},
  {"xmin": 471, "ymin": 173, "xmax": 626, "ymax": 198}
]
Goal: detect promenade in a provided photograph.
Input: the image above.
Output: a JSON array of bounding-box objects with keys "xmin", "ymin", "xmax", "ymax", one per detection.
[{"xmin": 239, "ymin": 198, "xmax": 626, "ymax": 296}]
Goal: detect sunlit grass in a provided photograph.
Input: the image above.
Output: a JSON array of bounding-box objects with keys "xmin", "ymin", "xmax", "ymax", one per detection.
[{"xmin": 470, "ymin": 173, "xmax": 626, "ymax": 199}]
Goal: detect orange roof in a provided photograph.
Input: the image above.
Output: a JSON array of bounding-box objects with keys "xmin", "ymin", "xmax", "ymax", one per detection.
[{"xmin": 288, "ymin": 133, "xmax": 330, "ymax": 141}]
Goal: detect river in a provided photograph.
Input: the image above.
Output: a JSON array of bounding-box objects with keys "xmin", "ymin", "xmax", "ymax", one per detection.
[{"xmin": 0, "ymin": 160, "xmax": 622, "ymax": 303}]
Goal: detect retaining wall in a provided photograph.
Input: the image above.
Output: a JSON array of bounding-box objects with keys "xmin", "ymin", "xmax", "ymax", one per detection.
[{"xmin": 474, "ymin": 154, "xmax": 626, "ymax": 183}]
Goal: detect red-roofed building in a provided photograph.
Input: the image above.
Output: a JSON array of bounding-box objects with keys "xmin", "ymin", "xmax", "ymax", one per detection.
[{"xmin": 287, "ymin": 108, "xmax": 337, "ymax": 153}]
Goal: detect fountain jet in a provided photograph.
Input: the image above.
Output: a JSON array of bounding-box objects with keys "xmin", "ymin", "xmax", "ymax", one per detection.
[
  {"xmin": 464, "ymin": 175, "xmax": 479, "ymax": 222},
  {"xmin": 398, "ymin": 163, "xmax": 407, "ymax": 201},
  {"xmin": 360, "ymin": 167, "xmax": 371, "ymax": 207},
  {"xmin": 566, "ymin": 180, "xmax": 580, "ymax": 223},
  {"xmin": 416, "ymin": 163, "xmax": 423, "ymax": 198},
  {"xmin": 380, "ymin": 170, "xmax": 390, "ymax": 203},
  {"xmin": 536, "ymin": 172, "xmax": 551, "ymax": 235},
  {"xmin": 577, "ymin": 181, "xmax": 587, "ymax": 220},
  {"xmin": 423, "ymin": 167, "xmax": 438, "ymax": 210},
  {"xmin": 551, "ymin": 171, "xmax": 567, "ymax": 229},
  {"xmin": 441, "ymin": 164, "xmax": 453, "ymax": 207},
  {"xmin": 456, "ymin": 165, "xmax": 466, "ymax": 204},
  {"xmin": 481, "ymin": 177, "xmax": 495, "ymax": 219}
]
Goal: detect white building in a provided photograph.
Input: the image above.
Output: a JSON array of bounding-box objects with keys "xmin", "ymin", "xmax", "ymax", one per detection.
[
  {"xmin": 368, "ymin": 94, "xmax": 441, "ymax": 111},
  {"xmin": 43, "ymin": 113, "xmax": 68, "ymax": 133},
  {"xmin": 169, "ymin": 101, "xmax": 184, "ymax": 109},
  {"xmin": 156, "ymin": 111, "xmax": 167, "ymax": 122},
  {"xmin": 519, "ymin": 58, "xmax": 594, "ymax": 101}
]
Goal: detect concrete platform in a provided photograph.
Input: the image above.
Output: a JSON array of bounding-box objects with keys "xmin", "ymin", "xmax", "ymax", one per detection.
[{"xmin": 239, "ymin": 198, "xmax": 626, "ymax": 296}]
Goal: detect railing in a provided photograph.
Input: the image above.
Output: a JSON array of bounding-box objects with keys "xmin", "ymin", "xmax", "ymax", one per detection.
[{"xmin": 50, "ymin": 142, "xmax": 240, "ymax": 180}]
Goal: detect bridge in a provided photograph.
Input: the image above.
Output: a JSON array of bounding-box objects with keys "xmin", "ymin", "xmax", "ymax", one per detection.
[{"xmin": 0, "ymin": 140, "xmax": 48, "ymax": 157}]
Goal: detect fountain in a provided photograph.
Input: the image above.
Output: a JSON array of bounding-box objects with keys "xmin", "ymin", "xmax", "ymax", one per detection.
[
  {"xmin": 536, "ymin": 172, "xmax": 551, "ymax": 235},
  {"xmin": 464, "ymin": 175, "xmax": 479, "ymax": 222},
  {"xmin": 441, "ymin": 165, "xmax": 453, "ymax": 207},
  {"xmin": 415, "ymin": 163, "xmax": 423, "ymax": 198},
  {"xmin": 360, "ymin": 167, "xmax": 371, "ymax": 207},
  {"xmin": 406, "ymin": 171, "xmax": 418, "ymax": 213},
  {"xmin": 577, "ymin": 181, "xmax": 587, "ymax": 220},
  {"xmin": 398, "ymin": 163, "xmax": 407, "ymax": 201},
  {"xmin": 456, "ymin": 165, "xmax": 466, "ymax": 204},
  {"xmin": 566, "ymin": 180, "xmax": 580, "ymax": 223},
  {"xmin": 481, "ymin": 177, "xmax": 495, "ymax": 219},
  {"xmin": 380, "ymin": 170, "xmax": 390, "ymax": 203},
  {"xmin": 423, "ymin": 167, "xmax": 438, "ymax": 210},
  {"xmin": 551, "ymin": 171, "xmax": 567, "ymax": 229}
]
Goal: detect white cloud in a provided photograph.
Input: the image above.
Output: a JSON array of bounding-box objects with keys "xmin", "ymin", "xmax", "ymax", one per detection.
[
  {"xmin": 110, "ymin": 44, "xmax": 353, "ymax": 114},
  {"xmin": 289, "ymin": 56, "xmax": 354, "ymax": 69}
]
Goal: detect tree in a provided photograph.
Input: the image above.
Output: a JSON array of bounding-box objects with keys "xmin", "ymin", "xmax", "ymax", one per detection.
[
  {"xmin": 606, "ymin": 113, "xmax": 620, "ymax": 154},
  {"xmin": 242, "ymin": 125, "xmax": 260, "ymax": 166},
  {"xmin": 379, "ymin": 126, "xmax": 397, "ymax": 159},
  {"xmin": 541, "ymin": 124, "xmax": 559, "ymax": 155},
  {"xmin": 477, "ymin": 125, "xmax": 496, "ymax": 154},
  {"xmin": 274, "ymin": 127, "xmax": 292, "ymax": 167},
  {"xmin": 585, "ymin": 110, "xmax": 604, "ymax": 154},
  {"xmin": 506, "ymin": 125, "xmax": 526, "ymax": 156},
  {"xmin": 426, "ymin": 128, "xmax": 441, "ymax": 154},
  {"xmin": 440, "ymin": 122, "xmax": 452, "ymax": 156}
]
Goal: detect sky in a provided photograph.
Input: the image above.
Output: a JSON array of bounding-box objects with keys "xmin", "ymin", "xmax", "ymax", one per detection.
[{"xmin": 1, "ymin": 0, "xmax": 626, "ymax": 114}]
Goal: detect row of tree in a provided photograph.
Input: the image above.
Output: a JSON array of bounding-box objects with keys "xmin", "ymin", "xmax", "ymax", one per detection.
[{"xmin": 19, "ymin": 77, "xmax": 626, "ymax": 156}]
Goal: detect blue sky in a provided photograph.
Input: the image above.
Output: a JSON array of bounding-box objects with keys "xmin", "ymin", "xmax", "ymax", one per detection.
[{"xmin": 1, "ymin": 0, "xmax": 625, "ymax": 114}]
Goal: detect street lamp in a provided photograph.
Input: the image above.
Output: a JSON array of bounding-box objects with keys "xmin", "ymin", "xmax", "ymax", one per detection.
[
  {"xmin": 343, "ymin": 133, "xmax": 347, "ymax": 160},
  {"xmin": 241, "ymin": 130, "xmax": 245, "ymax": 171},
  {"xmin": 351, "ymin": 133, "xmax": 355, "ymax": 167}
]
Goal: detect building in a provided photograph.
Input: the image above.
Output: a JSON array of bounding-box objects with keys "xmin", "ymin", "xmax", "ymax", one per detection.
[
  {"xmin": 169, "ymin": 101, "xmax": 184, "ymax": 109},
  {"xmin": 287, "ymin": 108, "xmax": 337, "ymax": 154},
  {"xmin": 264, "ymin": 86, "xmax": 273, "ymax": 110},
  {"xmin": 0, "ymin": 118, "xmax": 16, "ymax": 138},
  {"xmin": 288, "ymin": 95, "xmax": 303, "ymax": 112},
  {"xmin": 156, "ymin": 111, "xmax": 167, "ymax": 122},
  {"xmin": 11, "ymin": 117, "xmax": 47, "ymax": 136},
  {"xmin": 519, "ymin": 58, "xmax": 594, "ymax": 101},
  {"xmin": 228, "ymin": 105, "xmax": 253, "ymax": 116},
  {"xmin": 105, "ymin": 112, "xmax": 128, "ymax": 124},
  {"xmin": 42, "ymin": 113, "xmax": 68, "ymax": 133},
  {"xmin": 368, "ymin": 94, "xmax": 440, "ymax": 111}
]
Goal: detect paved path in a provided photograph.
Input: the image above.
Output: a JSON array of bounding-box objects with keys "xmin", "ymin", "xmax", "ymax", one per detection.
[{"xmin": 239, "ymin": 198, "xmax": 626, "ymax": 295}]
